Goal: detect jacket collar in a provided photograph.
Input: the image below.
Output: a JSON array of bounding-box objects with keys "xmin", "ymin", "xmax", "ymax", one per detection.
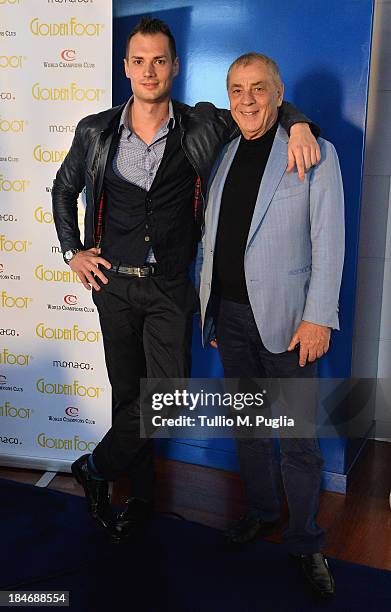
[{"xmin": 246, "ymin": 124, "xmax": 289, "ymax": 249}]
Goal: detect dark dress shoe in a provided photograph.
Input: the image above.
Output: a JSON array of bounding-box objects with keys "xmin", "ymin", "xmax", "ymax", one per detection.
[
  {"xmin": 111, "ymin": 497, "xmax": 154, "ymax": 543},
  {"xmin": 71, "ymin": 453, "xmax": 113, "ymax": 530},
  {"xmin": 224, "ymin": 513, "xmax": 280, "ymax": 544},
  {"xmin": 298, "ymin": 553, "xmax": 335, "ymax": 599}
]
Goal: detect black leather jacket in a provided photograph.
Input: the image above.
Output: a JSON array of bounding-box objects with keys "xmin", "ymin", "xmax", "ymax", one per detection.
[{"xmin": 52, "ymin": 99, "xmax": 315, "ymax": 253}]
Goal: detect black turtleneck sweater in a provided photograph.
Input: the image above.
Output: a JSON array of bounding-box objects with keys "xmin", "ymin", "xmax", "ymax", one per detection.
[{"xmin": 213, "ymin": 120, "xmax": 278, "ymax": 303}]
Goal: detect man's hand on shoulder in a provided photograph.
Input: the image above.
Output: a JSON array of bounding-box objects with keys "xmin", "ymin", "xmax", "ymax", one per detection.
[
  {"xmin": 287, "ymin": 123, "xmax": 321, "ymax": 182},
  {"xmin": 69, "ymin": 248, "xmax": 111, "ymax": 291},
  {"xmin": 287, "ymin": 320, "xmax": 331, "ymax": 367}
]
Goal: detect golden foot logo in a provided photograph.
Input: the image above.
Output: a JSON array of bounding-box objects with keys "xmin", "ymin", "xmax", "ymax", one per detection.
[
  {"xmin": 0, "ymin": 176, "xmax": 29, "ymax": 192},
  {"xmin": 0, "ymin": 348, "xmax": 32, "ymax": 366},
  {"xmin": 34, "ymin": 264, "xmax": 81, "ymax": 283},
  {"xmin": 36, "ymin": 378, "xmax": 103, "ymax": 399},
  {"xmin": 36, "ymin": 323, "xmax": 101, "ymax": 343},
  {"xmin": 0, "ymin": 401, "xmax": 31, "ymax": 419},
  {"xmin": 1, "ymin": 291, "xmax": 31, "ymax": 308},
  {"xmin": 32, "ymin": 82, "xmax": 103, "ymax": 102},
  {"xmin": 37, "ymin": 433, "xmax": 96, "ymax": 452},
  {"xmin": 0, "ymin": 56, "xmax": 25, "ymax": 69},
  {"xmin": 0, "ymin": 117, "xmax": 25, "ymax": 133},
  {"xmin": 0, "ymin": 235, "xmax": 30, "ymax": 252},
  {"xmin": 30, "ymin": 18, "xmax": 103, "ymax": 37},
  {"xmin": 34, "ymin": 206, "xmax": 53, "ymax": 224},
  {"xmin": 33, "ymin": 145, "xmax": 68, "ymax": 163}
]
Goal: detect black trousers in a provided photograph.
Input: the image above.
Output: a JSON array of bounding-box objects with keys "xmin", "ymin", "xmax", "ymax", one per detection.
[
  {"xmin": 91, "ymin": 271, "xmax": 197, "ymax": 497},
  {"xmin": 216, "ymin": 298, "xmax": 325, "ymax": 554}
]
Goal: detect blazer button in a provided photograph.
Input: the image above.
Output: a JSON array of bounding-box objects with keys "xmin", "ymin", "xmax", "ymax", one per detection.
[{"xmin": 145, "ymin": 236, "xmax": 150, "ymax": 242}]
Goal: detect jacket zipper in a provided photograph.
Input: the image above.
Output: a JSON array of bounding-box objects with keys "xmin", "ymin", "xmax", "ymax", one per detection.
[
  {"xmin": 92, "ymin": 130, "xmax": 105, "ymax": 247},
  {"xmin": 92, "ymin": 130, "xmax": 105, "ymax": 194},
  {"xmin": 179, "ymin": 119, "xmax": 206, "ymax": 234}
]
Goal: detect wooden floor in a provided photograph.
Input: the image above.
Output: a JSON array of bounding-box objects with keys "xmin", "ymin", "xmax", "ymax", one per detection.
[{"xmin": 1, "ymin": 440, "xmax": 391, "ymax": 571}]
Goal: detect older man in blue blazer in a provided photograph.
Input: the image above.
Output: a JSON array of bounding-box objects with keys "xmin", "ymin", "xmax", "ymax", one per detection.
[{"xmin": 199, "ymin": 53, "xmax": 344, "ymax": 598}]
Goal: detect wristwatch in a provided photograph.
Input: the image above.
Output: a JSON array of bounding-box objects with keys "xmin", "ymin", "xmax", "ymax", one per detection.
[{"xmin": 63, "ymin": 248, "xmax": 81, "ymax": 265}]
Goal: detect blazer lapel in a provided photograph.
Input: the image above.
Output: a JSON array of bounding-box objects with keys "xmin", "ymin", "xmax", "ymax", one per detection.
[
  {"xmin": 208, "ymin": 136, "xmax": 241, "ymax": 246},
  {"xmin": 246, "ymin": 124, "xmax": 288, "ymax": 250}
]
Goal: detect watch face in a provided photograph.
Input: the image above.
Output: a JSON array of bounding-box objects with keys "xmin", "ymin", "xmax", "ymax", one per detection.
[{"xmin": 64, "ymin": 250, "xmax": 74, "ymax": 261}]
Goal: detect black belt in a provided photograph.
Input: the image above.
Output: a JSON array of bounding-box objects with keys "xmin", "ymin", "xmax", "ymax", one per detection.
[{"xmin": 111, "ymin": 264, "xmax": 158, "ymax": 277}]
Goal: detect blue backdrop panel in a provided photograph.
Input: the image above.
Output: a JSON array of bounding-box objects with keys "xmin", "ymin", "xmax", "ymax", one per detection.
[{"xmin": 113, "ymin": 0, "xmax": 374, "ymax": 492}]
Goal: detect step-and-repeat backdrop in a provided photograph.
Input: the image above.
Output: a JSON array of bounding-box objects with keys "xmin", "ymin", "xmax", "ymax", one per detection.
[{"xmin": 0, "ymin": 0, "xmax": 112, "ymax": 470}]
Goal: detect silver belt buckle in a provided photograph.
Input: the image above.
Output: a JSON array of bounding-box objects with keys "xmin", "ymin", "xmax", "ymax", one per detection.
[{"xmin": 118, "ymin": 265, "xmax": 154, "ymax": 277}]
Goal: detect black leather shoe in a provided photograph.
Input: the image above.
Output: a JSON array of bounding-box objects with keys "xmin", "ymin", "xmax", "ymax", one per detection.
[
  {"xmin": 111, "ymin": 497, "xmax": 154, "ymax": 543},
  {"xmin": 71, "ymin": 453, "xmax": 113, "ymax": 530},
  {"xmin": 298, "ymin": 553, "xmax": 335, "ymax": 599},
  {"xmin": 224, "ymin": 514, "xmax": 280, "ymax": 544}
]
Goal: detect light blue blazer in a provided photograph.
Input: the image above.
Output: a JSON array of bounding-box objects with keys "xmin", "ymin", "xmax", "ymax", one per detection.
[{"xmin": 198, "ymin": 124, "xmax": 345, "ymax": 353}]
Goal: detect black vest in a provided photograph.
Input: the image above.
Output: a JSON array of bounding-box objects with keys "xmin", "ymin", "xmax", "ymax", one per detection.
[{"xmin": 100, "ymin": 125, "xmax": 198, "ymax": 277}]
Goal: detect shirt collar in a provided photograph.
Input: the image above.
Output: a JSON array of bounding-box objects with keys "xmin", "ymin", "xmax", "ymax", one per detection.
[{"xmin": 119, "ymin": 96, "xmax": 175, "ymax": 133}]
